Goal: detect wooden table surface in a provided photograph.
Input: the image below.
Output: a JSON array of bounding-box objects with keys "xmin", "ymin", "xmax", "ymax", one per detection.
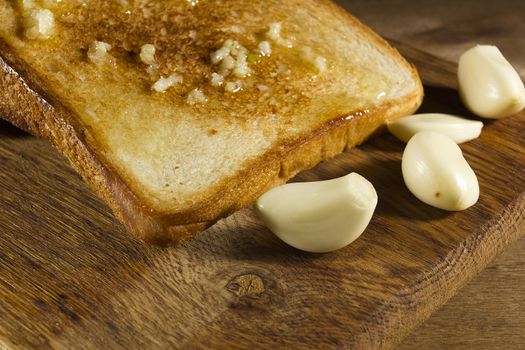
[{"xmin": 337, "ymin": 1, "xmax": 525, "ymax": 349}]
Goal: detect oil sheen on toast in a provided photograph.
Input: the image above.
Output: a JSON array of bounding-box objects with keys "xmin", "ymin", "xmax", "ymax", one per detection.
[{"xmin": 0, "ymin": 0, "xmax": 423, "ymax": 244}]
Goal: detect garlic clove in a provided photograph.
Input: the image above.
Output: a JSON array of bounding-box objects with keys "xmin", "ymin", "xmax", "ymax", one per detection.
[
  {"xmin": 458, "ymin": 45, "xmax": 525, "ymax": 119},
  {"xmin": 387, "ymin": 113, "xmax": 483, "ymax": 144},
  {"xmin": 402, "ymin": 131, "xmax": 479, "ymax": 211},
  {"xmin": 255, "ymin": 173, "xmax": 377, "ymax": 253}
]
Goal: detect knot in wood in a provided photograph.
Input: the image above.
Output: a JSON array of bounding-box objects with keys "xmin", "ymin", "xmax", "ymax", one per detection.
[{"xmin": 226, "ymin": 274, "xmax": 265, "ymax": 298}]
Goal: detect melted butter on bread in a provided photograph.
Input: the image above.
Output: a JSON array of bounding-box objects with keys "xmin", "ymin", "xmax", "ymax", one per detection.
[{"xmin": 0, "ymin": 0, "xmax": 421, "ymax": 221}]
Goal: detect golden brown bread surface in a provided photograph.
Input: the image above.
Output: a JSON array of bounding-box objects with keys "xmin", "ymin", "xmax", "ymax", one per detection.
[{"xmin": 0, "ymin": 0, "xmax": 423, "ymax": 244}]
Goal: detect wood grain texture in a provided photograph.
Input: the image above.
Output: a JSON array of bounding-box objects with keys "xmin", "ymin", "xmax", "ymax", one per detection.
[
  {"xmin": 339, "ymin": 0, "xmax": 525, "ymax": 77},
  {"xmin": 335, "ymin": 1, "xmax": 525, "ymax": 348},
  {"xmin": 397, "ymin": 236, "xmax": 525, "ymax": 350},
  {"xmin": 0, "ymin": 42, "xmax": 523, "ymax": 349}
]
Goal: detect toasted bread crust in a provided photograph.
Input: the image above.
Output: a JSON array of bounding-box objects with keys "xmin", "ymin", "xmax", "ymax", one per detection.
[{"xmin": 0, "ymin": 2, "xmax": 423, "ymax": 244}]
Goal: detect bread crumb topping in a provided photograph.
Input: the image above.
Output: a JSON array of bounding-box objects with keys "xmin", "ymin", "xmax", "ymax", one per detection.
[
  {"xmin": 266, "ymin": 22, "xmax": 293, "ymax": 48},
  {"xmin": 210, "ymin": 72, "xmax": 224, "ymax": 87},
  {"xmin": 23, "ymin": 8, "xmax": 55, "ymax": 40},
  {"xmin": 18, "ymin": 5, "xmax": 328, "ymax": 99},
  {"xmin": 258, "ymin": 41, "xmax": 272, "ymax": 57},
  {"xmin": 20, "ymin": 0, "xmax": 36, "ymax": 10},
  {"xmin": 227, "ymin": 25, "xmax": 245, "ymax": 34},
  {"xmin": 152, "ymin": 74, "xmax": 182, "ymax": 93},
  {"xmin": 225, "ymin": 81, "xmax": 242, "ymax": 93},
  {"xmin": 139, "ymin": 44, "xmax": 157, "ymax": 65},
  {"xmin": 43, "ymin": 0, "xmax": 63, "ymax": 6},
  {"xmin": 87, "ymin": 40, "xmax": 113, "ymax": 64},
  {"xmin": 314, "ymin": 56, "xmax": 327, "ymax": 73},
  {"xmin": 186, "ymin": 88, "xmax": 208, "ymax": 105},
  {"xmin": 205, "ymin": 22, "xmax": 327, "ymax": 95},
  {"xmin": 210, "ymin": 39, "xmax": 253, "ymax": 92},
  {"xmin": 301, "ymin": 47, "xmax": 327, "ymax": 73},
  {"xmin": 211, "ymin": 39, "xmax": 251, "ymax": 78}
]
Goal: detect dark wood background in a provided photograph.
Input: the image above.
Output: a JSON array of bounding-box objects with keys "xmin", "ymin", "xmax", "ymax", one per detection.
[{"xmin": 337, "ymin": 1, "xmax": 525, "ymax": 349}]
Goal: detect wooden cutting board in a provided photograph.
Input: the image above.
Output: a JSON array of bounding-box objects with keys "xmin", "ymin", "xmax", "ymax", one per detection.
[{"xmin": 0, "ymin": 43, "xmax": 523, "ymax": 350}]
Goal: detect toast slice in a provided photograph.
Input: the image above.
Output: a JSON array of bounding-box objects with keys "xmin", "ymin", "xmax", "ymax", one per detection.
[{"xmin": 0, "ymin": 0, "xmax": 423, "ymax": 244}]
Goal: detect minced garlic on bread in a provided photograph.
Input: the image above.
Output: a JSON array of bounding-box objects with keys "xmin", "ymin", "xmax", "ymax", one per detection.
[{"xmin": 0, "ymin": 0, "xmax": 423, "ymax": 244}]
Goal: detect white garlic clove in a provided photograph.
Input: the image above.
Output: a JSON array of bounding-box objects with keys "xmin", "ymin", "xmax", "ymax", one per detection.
[
  {"xmin": 402, "ymin": 131, "xmax": 479, "ymax": 211},
  {"xmin": 458, "ymin": 45, "xmax": 525, "ymax": 119},
  {"xmin": 255, "ymin": 173, "xmax": 377, "ymax": 253},
  {"xmin": 387, "ymin": 113, "xmax": 483, "ymax": 144}
]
